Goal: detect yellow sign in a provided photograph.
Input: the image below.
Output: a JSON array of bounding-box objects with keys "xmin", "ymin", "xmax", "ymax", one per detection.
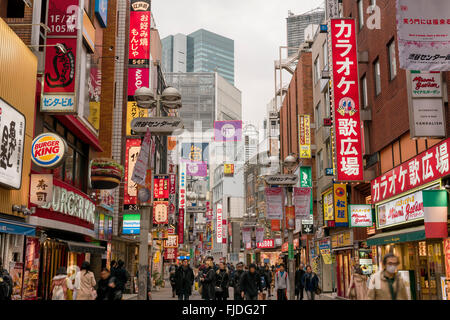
[
  {"xmin": 333, "ymin": 184, "xmax": 348, "ymax": 226},
  {"xmin": 224, "ymin": 164, "xmax": 234, "ymax": 176},
  {"xmin": 331, "ymin": 231, "xmax": 352, "ymax": 248},
  {"xmin": 299, "ymin": 115, "xmax": 311, "ymax": 159},
  {"xmin": 126, "ymin": 101, "xmax": 148, "ymax": 136},
  {"xmin": 88, "ymin": 102, "xmax": 100, "ymax": 130},
  {"xmin": 153, "ymin": 251, "xmax": 160, "ymax": 263},
  {"xmin": 323, "ymin": 189, "xmax": 334, "ymax": 222}
]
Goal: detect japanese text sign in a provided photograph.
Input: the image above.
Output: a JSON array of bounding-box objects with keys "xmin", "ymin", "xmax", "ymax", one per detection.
[
  {"xmin": 124, "ymin": 139, "xmax": 141, "ymax": 205},
  {"xmin": 371, "ymin": 137, "xmax": 450, "ymax": 204},
  {"xmin": 164, "ymin": 235, "xmax": 178, "ymax": 248},
  {"xmin": 153, "ymin": 201, "xmax": 169, "ymax": 224},
  {"xmin": 330, "ymin": 19, "xmax": 363, "ymax": 181},
  {"xmin": 178, "ymin": 208, "xmax": 184, "ymax": 244},
  {"xmin": 323, "ymin": 189, "xmax": 334, "ymax": 222},
  {"xmin": 128, "ymin": 11, "xmax": 150, "ymax": 63},
  {"xmin": 46, "ymin": 0, "xmax": 80, "ymax": 37},
  {"xmin": 30, "ymin": 174, "xmax": 53, "ymax": 207},
  {"xmin": 294, "ymin": 187, "xmax": 311, "ymax": 219},
  {"xmin": 153, "ymin": 175, "xmax": 169, "ymax": 200},
  {"xmin": 333, "ymin": 184, "xmax": 348, "ymax": 227},
  {"xmin": 349, "ymin": 204, "xmax": 373, "ymax": 227},
  {"xmin": 265, "ymin": 187, "xmax": 284, "ymax": 220},
  {"xmin": 299, "ymin": 115, "xmax": 311, "ymax": 159},
  {"xmin": 128, "ymin": 68, "xmax": 150, "ymax": 97},
  {"xmin": 164, "ymin": 247, "xmax": 178, "ymax": 260}
]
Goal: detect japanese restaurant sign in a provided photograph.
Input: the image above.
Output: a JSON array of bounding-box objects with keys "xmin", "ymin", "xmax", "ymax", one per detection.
[
  {"xmin": 330, "ymin": 18, "xmax": 363, "ymax": 181},
  {"xmin": 333, "ymin": 184, "xmax": 348, "ymax": 227},
  {"xmin": 30, "ymin": 174, "xmax": 53, "ymax": 207},
  {"xmin": 124, "ymin": 139, "xmax": 141, "ymax": 205},
  {"xmin": 371, "ymin": 137, "xmax": 450, "ymax": 204},
  {"xmin": 349, "ymin": 204, "xmax": 373, "ymax": 227},
  {"xmin": 153, "ymin": 201, "xmax": 169, "ymax": 224},
  {"xmin": 153, "ymin": 175, "xmax": 169, "ymax": 200},
  {"xmin": 129, "ymin": 0, "xmax": 151, "ymax": 65},
  {"xmin": 299, "ymin": 115, "xmax": 311, "ymax": 159},
  {"xmin": 396, "ymin": 0, "xmax": 450, "ymax": 71}
]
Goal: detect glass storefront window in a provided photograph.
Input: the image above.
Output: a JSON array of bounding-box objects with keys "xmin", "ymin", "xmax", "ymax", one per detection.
[{"xmin": 64, "ymin": 146, "xmax": 74, "ymax": 184}]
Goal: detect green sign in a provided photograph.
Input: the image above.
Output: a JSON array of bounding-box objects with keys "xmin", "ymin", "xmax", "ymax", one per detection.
[
  {"xmin": 299, "ymin": 167, "xmax": 313, "ymax": 217},
  {"xmin": 288, "ymin": 244, "xmax": 294, "ymax": 259}
]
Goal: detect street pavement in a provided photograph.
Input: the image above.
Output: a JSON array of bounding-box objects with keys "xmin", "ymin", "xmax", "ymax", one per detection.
[{"xmin": 124, "ymin": 280, "xmax": 337, "ymax": 301}]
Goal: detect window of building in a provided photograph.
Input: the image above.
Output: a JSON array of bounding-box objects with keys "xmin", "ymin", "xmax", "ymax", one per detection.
[
  {"xmin": 360, "ymin": 75, "xmax": 368, "ymax": 108},
  {"xmin": 1, "ymin": 0, "xmax": 25, "ymax": 18},
  {"xmin": 314, "ymin": 56, "xmax": 320, "ymax": 84},
  {"xmin": 358, "ymin": 0, "xmax": 364, "ymax": 29},
  {"xmin": 373, "ymin": 58, "xmax": 381, "ymax": 96},
  {"xmin": 322, "ymin": 40, "xmax": 328, "ymax": 69},
  {"xmin": 315, "ymin": 101, "xmax": 321, "ymax": 129},
  {"xmin": 324, "ymin": 90, "xmax": 331, "ymax": 118},
  {"xmin": 325, "ymin": 139, "xmax": 332, "ymax": 168},
  {"xmin": 317, "ymin": 149, "xmax": 324, "ymax": 177},
  {"xmin": 388, "ymin": 39, "xmax": 397, "ymax": 80},
  {"xmin": 43, "ymin": 119, "xmax": 89, "ymax": 192}
]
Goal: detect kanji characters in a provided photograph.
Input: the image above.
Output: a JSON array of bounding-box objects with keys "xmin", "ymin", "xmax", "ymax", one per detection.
[
  {"xmin": 340, "ymin": 157, "xmax": 360, "ymax": 176},
  {"xmin": 422, "ymin": 152, "xmax": 434, "ymax": 180},
  {"xmin": 338, "ymin": 118, "xmax": 358, "ymax": 136},
  {"xmin": 409, "ymin": 159, "xmax": 420, "ymax": 186},
  {"xmin": 340, "ymin": 138, "xmax": 359, "ymax": 156},
  {"xmin": 435, "ymin": 142, "xmax": 449, "ymax": 174}
]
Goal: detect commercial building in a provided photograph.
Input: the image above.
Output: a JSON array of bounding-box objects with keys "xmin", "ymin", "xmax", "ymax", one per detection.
[
  {"xmin": 286, "ymin": 9, "xmax": 324, "ymax": 56},
  {"xmin": 162, "ymin": 29, "xmax": 235, "ymax": 85}
]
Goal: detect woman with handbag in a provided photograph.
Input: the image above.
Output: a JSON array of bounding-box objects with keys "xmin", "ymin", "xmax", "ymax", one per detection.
[
  {"xmin": 346, "ymin": 266, "xmax": 368, "ymax": 300},
  {"xmin": 302, "ymin": 265, "xmax": 319, "ymax": 300},
  {"xmin": 214, "ymin": 262, "xmax": 229, "ymax": 301}
]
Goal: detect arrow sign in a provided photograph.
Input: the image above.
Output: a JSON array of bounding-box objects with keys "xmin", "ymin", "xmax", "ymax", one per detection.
[
  {"xmin": 264, "ymin": 174, "xmax": 298, "ymax": 185},
  {"xmin": 130, "ymin": 117, "xmax": 184, "ymax": 134}
]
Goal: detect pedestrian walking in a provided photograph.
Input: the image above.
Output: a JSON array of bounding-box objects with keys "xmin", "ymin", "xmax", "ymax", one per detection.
[
  {"xmin": 214, "ymin": 262, "xmax": 230, "ymax": 301},
  {"xmin": 295, "ymin": 263, "xmax": 306, "ymax": 300},
  {"xmin": 264, "ymin": 264, "xmax": 272, "ymax": 298},
  {"xmin": 302, "ymin": 265, "xmax": 319, "ymax": 300},
  {"xmin": 231, "ymin": 262, "xmax": 245, "ymax": 300},
  {"xmin": 0, "ymin": 258, "xmax": 13, "ymax": 301},
  {"xmin": 50, "ymin": 267, "xmax": 73, "ymax": 300},
  {"xmin": 74, "ymin": 261, "xmax": 96, "ymax": 300},
  {"xmin": 274, "ymin": 263, "xmax": 289, "ymax": 300},
  {"xmin": 175, "ymin": 259, "xmax": 195, "ymax": 300},
  {"xmin": 239, "ymin": 263, "xmax": 262, "ymax": 300},
  {"xmin": 258, "ymin": 265, "xmax": 269, "ymax": 300},
  {"xmin": 200, "ymin": 257, "xmax": 216, "ymax": 300},
  {"xmin": 114, "ymin": 260, "xmax": 130, "ymax": 296},
  {"xmin": 346, "ymin": 265, "xmax": 368, "ymax": 300},
  {"xmin": 169, "ymin": 269, "xmax": 177, "ymax": 298},
  {"xmin": 96, "ymin": 268, "xmax": 119, "ymax": 301},
  {"xmin": 367, "ymin": 253, "xmax": 409, "ymax": 300}
]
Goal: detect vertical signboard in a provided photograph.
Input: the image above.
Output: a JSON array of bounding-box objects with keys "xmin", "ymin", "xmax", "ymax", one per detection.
[
  {"xmin": 293, "ymin": 187, "xmax": 311, "ymax": 219},
  {"xmin": 299, "ymin": 115, "xmax": 311, "ymax": 159},
  {"xmin": 265, "ymin": 187, "xmax": 284, "ymax": 220},
  {"xmin": 330, "ymin": 18, "xmax": 363, "ymax": 181},
  {"xmin": 129, "ymin": 1, "xmax": 151, "ymax": 65},
  {"xmin": 299, "ymin": 167, "xmax": 314, "ymax": 225},
  {"xmin": 323, "ymin": 189, "xmax": 334, "ymax": 225},
  {"xmin": 216, "ymin": 203, "xmax": 223, "ymax": 243},
  {"xmin": 333, "ymin": 184, "xmax": 348, "ymax": 227},
  {"xmin": 124, "ymin": 139, "xmax": 141, "ymax": 205},
  {"xmin": 178, "ymin": 162, "xmax": 186, "ymax": 244}
]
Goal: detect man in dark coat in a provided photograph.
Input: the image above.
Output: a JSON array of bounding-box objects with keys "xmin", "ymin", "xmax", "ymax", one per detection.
[
  {"xmin": 214, "ymin": 262, "xmax": 230, "ymax": 300},
  {"xmin": 200, "ymin": 257, "xmax": 216, "ymax": 300},
  {"xmin": 295, "ymin": 263, "xmax": 306, "ymax": 300},
  {"xmin": 0, "ymin": 258, "xmax": 12, "ymax": 300},
  {"xmin": 115, "ymin": 260, "xmax": 130, "ymax": 294},
  {"xmin": 239, "ymin": 263, "xmax": 262, "ymax": 300},
  {"xmin": 175, "ymin": 259, "xmax": 194, "ymax": 300},
  {"xmin": 230, "ymin": 262, "xmax": 245, "ymax": 300}
]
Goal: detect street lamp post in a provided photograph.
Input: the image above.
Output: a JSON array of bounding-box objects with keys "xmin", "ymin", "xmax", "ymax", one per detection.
[{"xmin": 133, "ymin": 85, "xmax": 182, "ymax": 300}]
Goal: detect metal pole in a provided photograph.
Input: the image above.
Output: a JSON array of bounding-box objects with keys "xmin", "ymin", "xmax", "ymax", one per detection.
[
  {"xmin": 286, "ymin": 186, "xmax": 295, "ymax": 300},
  {"xmin": 138, "ymin": 206, "xmax": 150, "ymax": 300}
]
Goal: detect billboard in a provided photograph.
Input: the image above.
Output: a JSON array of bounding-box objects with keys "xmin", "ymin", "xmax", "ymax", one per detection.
[
  {"xmin": 214, "ymin": 120, "xmax": 242, "ymax": 141},
  {"xmin": 181, "ymin": 143, "xmax": 209, "ymax": 162},
  {"xmin": 299, "ymin": 115, "xmax": 311, "ymax": 159},
  {"xmin": 123, "ymin": 213, "xmax": 140, "ymax": 234},
  {"xmin": 124, "ymin": 139, "xmax": 141, "ymax": 205},
  {"xmin": 330, "ymin": 19, "xmax": 363, "ymax": 181}
]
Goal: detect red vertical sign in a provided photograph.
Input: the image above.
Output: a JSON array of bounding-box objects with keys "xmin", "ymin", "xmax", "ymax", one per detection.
[
  {"xmin": 178, "ymin": 208, "xmax": 184, "ymax": 244},
  {"xmin": 128, "ymin": 11, "xmax": 151, "ymax": 64},
  {"xmin": 330, "ymin": 19, "xmax": 363, "ymax": 181}
]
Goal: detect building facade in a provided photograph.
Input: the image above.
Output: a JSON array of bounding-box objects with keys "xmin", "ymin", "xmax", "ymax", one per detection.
[{"xmin": 286, "ymin": 9, "xmax": 324, "ymax": 56}]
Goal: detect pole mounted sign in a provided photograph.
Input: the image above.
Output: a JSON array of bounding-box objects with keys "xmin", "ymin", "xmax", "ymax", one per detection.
[
  {"xmin": 264, "ymin": 174, "xmax": 298, "ymax": 185},
  {"xmin": 130, "ymin": 117, "xmax": 183, "ymax": 134}
]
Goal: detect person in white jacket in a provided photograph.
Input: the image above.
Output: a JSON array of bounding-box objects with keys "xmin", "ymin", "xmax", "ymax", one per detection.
[
  {"xmin": 50, "ymin": 267, "xmax": 74, "ymax": 300},
  {"xmin": 274, "ymin": 263, "xmax": 290, "ymax": 300}
]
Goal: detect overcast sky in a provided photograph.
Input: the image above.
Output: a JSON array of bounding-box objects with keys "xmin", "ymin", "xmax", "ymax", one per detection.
[{"xmin": 152, "ymin": 0, "xmax": 324, "ymax": 133}]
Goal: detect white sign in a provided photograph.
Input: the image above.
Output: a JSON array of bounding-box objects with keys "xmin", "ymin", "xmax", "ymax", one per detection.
[
  {"xmin": 130, "ymin": 117, "xmax": 183, "ymax": 134},
  {"xmin": 349, "ymin": 204, "xmax": 373, "ymax": 227},
  {"xmin": 411, "ymin": 73, "xmax": 443, "ymax": 98},
  {"xmin": 41, "ymin": 185, "xmax": 96, "ymax": 224},
  {"xmin": 30, "ymin": 174, "xmax": 53, "ymax": 207},
  {"xmin": 0, "ymin": 98, "xmax": 25, "ymax": 189},
  {"xmin": 326, "ymin": 0, "xmax": 339, "ymax": 19},
  {"xmin": 265, "ymin": 187, "xmax": 284, "ymax": 220},
  {"xmin": 396, "ymin": 0, "xmax": 450, "ymax": 71},
  {"xmin": 294, "ymin": 187, "xmax": 311, "ymax": 219},
  {"xmin": 41, "ymin": 94, "xmax": 76, "ymax": 112},
  {"xmin": 265, "ymin": 174, "xmax": 298, "ymax": 185},
  {"xmin": 377, "ymin": 190, "xmax": 424, "ymax": 229},
  {"xmin": 216, "ymin": 203, "xmax": 223, "ymax": 243},
  {"xmin": 131, "ymin": 128, "xmax": 151, "ymax": 185},
  {"xmin": 410, "ymin": 98, "xmax": 445, "ymax": 137},
  {"xmin": 179, "ymin": 162, "xmax": 186, "ymax": 210},
  {"xmin": 255, "ymin": 227, "xmax": 264, "ymax": 244}
]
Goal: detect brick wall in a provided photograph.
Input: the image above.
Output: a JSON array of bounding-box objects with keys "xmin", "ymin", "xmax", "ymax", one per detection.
[{"xmin": 3, "ymin": 4, "xmax": 33, "ymax": 45}]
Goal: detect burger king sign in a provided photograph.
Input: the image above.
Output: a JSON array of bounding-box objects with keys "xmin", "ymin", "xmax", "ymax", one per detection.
[{"xmin": 31, "ymin": 133, "xmax": 67, "ymax": 168}]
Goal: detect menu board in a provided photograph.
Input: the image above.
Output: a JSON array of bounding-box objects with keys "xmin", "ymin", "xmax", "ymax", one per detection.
[
  {"xmin": 9, "ymin": 262, "xmax": 23, "ymax": 300},
  {"xmin": 22, "ymin": 238, "xmax": 40, "ymax": 300}
]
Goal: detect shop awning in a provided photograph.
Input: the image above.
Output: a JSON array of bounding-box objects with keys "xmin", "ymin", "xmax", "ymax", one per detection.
[
  {"xmin": 366, "ymin": 226, "xmax": 426, "ymax": 247},
  {"xmin": 0, "ymin": 218, "xmax": 35, "ymax": 236},
  {"xmin": 64, "ymin": 240, "xmax": 106, "ymax": 255}
]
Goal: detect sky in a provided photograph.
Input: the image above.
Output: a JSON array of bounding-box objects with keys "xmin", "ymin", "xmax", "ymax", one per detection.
[{"xmin": 152, "ymin": 0, "xmax": 325, "ymax": 134}]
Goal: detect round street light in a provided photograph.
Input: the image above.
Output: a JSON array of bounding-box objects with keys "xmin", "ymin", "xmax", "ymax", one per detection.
[
  {"xmin": 283, "ymin": 154, "xmax": 298, "ymax": 172},
  {"xmin": 161, "ymin": 87, "xmax": 182, "ymax": 109},
  {"xmin": 134, "ymin": 86, "xmax": 155, "ymax": 109}
]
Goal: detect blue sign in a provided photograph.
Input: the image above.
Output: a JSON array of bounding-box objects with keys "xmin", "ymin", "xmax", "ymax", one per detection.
[
  {"xmin": 0, "ymin": 219, "xmax": 35, "ymax": 236},
  {"xmin": 178, "ymin": 256, "xmax": 190, "ymax": 260},
  {"xmin": 320, "ymin": 24, "xmax": 328, "ymax": 33},
  {"xmin": 325, "ymin": 168, "xmax": 334, "ymax": 176},
  {"xmin": 95, "ymin": 0, "xmax": 108, "ymax": 28},
  {"xmin": 122, "ymin": 214, "xmax": 140, "ymax": 234}
]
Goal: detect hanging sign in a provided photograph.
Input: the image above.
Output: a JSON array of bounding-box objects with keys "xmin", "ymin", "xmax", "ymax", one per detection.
[
  {"xmin": 294, "ymin": 187, "xmax": 311, "ymax": 219},
  {"xmin": 265, "ymin": 187, "xmax": 284, "ymax": 220},
  {"xmin": 349, "ymin": 204, "xmax": 373, "ymax": 227},
  {"xmin": 299, "ymin": 115, "xmax": 311, "ymax": 159},
  {"xmin": 131, "ymin": 128, "xmax": 151, "ymax": 186},
  {"xmin": 216, "ymin": 203, "xmax": 223, "ymax": 243},
  {"xmin": 153, "ymin": 201, "xmax": 169, "ymax": 224},
  {"xmin": 334, "ymin": 184, "xmax": 348, "ymax": 227},
  {"xmin": 214, "ymin": 120, "xmax": 243, "ymax": 141},
  {"xmin": 124, "ymin": 139, "xmax": 141, "ymax": 205},
  {"xmin": 164, "ymin": 234, "xmax": 178, "ymax": 248},
  {"xmin": 31, "ymin": 133, "xmax": 67, "ymax": 169},
  {"xmin": 30, "ymin": 174, "xmax": 54, "ymax": 207},
  {"xmin": 330, "ymin": 18, "xmax": 363, "ymax": 181}
]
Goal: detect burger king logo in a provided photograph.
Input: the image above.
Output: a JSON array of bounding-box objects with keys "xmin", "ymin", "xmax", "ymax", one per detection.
[{"xmin": 31, "ymin": 133, "xmax": 67, "ymax": 168}]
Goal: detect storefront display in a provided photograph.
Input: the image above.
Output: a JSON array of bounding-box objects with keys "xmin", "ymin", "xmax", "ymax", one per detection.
[
  {"xmin": 22, "ymin": 237, "xmax": 40, "ymax": 300},
  {"xmin": 9, "ymin": 262, "xmax": 23, "ymax": 300}
]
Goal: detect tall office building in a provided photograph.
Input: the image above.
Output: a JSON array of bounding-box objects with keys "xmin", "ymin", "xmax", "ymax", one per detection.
[
  {"xmin": 286, "ymin": 9, "xmax": 324, "ymax": 56},
  {"xmin": 162, "ymin": 29, "xmax": 235, "ymax": 85}
]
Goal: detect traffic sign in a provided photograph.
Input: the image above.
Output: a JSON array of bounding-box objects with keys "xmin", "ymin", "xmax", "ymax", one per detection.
[
  {"xmin": 264, "ymin": 174, "xmax": 298, "ymax": 185},
  {"xmin": 130, "ymin": 117, "xmax": 183, "ymax": 134}
]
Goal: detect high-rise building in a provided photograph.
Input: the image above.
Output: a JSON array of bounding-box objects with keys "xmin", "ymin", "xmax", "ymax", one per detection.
[
  {"xmin": 162, "ymin": 29, "xmax": 235, "ymax": 85},
  {"xmin": 286, "ymin": 9, "xmax": 324, "ymax": 56}
]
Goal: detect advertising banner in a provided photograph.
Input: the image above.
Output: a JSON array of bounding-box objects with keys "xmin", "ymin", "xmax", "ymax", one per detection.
[
  {"xmin": 285, "ymin": 206, "xmax": 295, "ymax": 230},
  {"xmin": 181, "ymin": 143, "xmax": 209, "ymax": 162},
  {"xmin": 164, "ymin": 235, "xmax": 178, "ymax": 248},
  {"xmin": 242, "ymin": 227, "xmax": 252, "ymax": 243},
  {"xmin": 271, "ymin": 219, "xmax": 281, "ymax": 232},
  {"xmin": 9, "ymin": 262, "xmax": 23, "ymax": 300},
  {"xmin": 122, "ymin": 213, "xmax": 140, "ymax": 234},
  {"xmin": 299, "ymin": 115, "xmax": 311, "ymax": 159},
  {"xmin": 126, "ymin": 102, "xmax": 149, "ymax": 136},
  {"xmin": 214, "ymin": 120, "xmax": 243, "ymax": 141},
  {"xmin": 131, "ymin": 128, "xmax": 151, "ymax": 186},
  {"xmin": 153, "ymin": 175, "xmax": 169, "ymax": 200},
  {"xmin": 185, "ymin": 161, "xmax": 207, "ymax": 177},
  {"xmin": 257, "ymin": 239, "xmax": 275, "ymax": 249},
  {"xmin": 255, "ymin": 227, "xmax": 265, "ymax": 244},
  {"xmin": 153, "ymin": 201, "xmax": 169, "ymax": 224},
  {"xmin": 444, "ymin": 238, "xmax": 450, "ymax": 279},
  {"xmin": 396, "ymin": 0, "xmax": 450, "ymax": 71},
  {"xmin": 265, "ymin": 187, "xmax": 284, "ymax": 220},
  {"xmin": 333, "ymin": 184, "xmax": 348, "ymax": 227},
  {"xmin": 224, "ymin": 164, "xmax": 235, "ymax": 177},
  {"xmin": 371, "ymin": 137, "xmax": 450, "ymax": 204},
  {"xmin": 167, "ymin": 136, "xmax": 177, "ymax": 173},
  {"xmin": 22, "ymin": 238, "xmax": 40, "ymax": 300},
  {"xmin": 128, "ymin": 10, "xmax": 151, "ymax": 64},
  {"xmin": 164, "ymin": 247, "xmax": 178, "ymax": 260},
  {"xmin": 349, "ymin": 204, "xmax": 373, "ymax": 227},
  {"xmin": 423, "ymin": 190, "xmax": 448, "ymax": 239},
  {"xmin": 178, "ymin": 208, "xmax": 184, "ymax": 244},
  {"xmin": 323, "ymin": 189, "xmax": 334, "ymax": 222},
  {"xmin": 330, "ymin": 18, "xmax": 363, "ymax": 181},
  {"xmin": 319, "ymin": 241, "xmax": 332, "ymax": 265},
  {"xmin": 216, "ymin": 203, "xmax": 223, "ymax": 243},
  {"xmin": 46, "ymin": 0, "xmax": 80, "ymax": 36},
  {"xmin": 124, "ymin": 139, "xmax": 141, "ymax": 205},
  {"xmin": 127, "ymin": 67, "xmax": 149, "ymax": 97},
  {"xmin": 293, "ymin": 187, "xmax": 311, "ymax": 219},
  {"xmin": 376, "ymin": 190, "xmax": 425, "ymax": 229}
]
